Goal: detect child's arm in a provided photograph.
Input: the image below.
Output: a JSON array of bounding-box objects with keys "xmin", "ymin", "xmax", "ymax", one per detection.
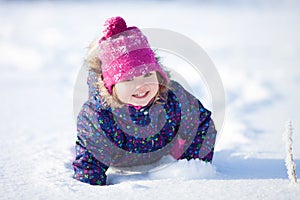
[
  {"xmin": 72, "ymin": 103, "xmax": 109, "ymax": 186},
  {"xmin": 196, "ymin": 111, "xmax": 217, "ymax": 162},
  {"xmin": 180, "ymin": 101, "xmax": 217, "ymax": 163},
  {"xmin": 169, "ymin": 81, "xmax": 217, "ymax": 162},
  {"xmin": 73, "ymin": 140, "xmax": 108, "ymax": 185}
]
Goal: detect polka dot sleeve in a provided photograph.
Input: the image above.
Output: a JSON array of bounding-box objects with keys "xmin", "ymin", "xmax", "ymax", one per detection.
[{"xmin": 72, "ymin": 104, "xmax": 109, "ymax": 186}]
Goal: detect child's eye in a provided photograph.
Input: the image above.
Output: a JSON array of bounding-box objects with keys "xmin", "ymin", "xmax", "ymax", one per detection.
[
  {"xmin": 124, "ymin": 78, "xmax": 134, "ymax": 82},
  {"xmin": 144, "ymin": 73, "xmax": 153, "ymax": 77}
]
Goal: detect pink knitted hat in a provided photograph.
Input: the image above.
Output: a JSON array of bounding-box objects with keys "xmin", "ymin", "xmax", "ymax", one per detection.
[{"xmin": 98, "ymin": 16, "xmax": 169, "ymax": 94}]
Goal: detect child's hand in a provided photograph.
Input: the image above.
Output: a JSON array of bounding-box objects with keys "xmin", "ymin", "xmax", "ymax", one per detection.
[{"xmin": 169, "ymin": 138, "xmax": 186, "ymax": 159}]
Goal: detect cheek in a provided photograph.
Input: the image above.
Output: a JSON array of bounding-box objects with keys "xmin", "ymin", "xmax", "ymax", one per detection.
[
  {"xmin": 152, "ymin": 83, "xmax": 159, "ymax": 92},
  {"xmin": 146, "ymin": 76, "xmax": 159, "ymax": 91},
  {"xmin": 148, "ymin": 83, "xmax": 159, "ymax": 97},
  {"xmin": 150, "ymin": 77, "xmax": 159, "ymax": 89},
  {"xmin": 114, "ymin": 83, "xmax": 133, "ymax": 102}
]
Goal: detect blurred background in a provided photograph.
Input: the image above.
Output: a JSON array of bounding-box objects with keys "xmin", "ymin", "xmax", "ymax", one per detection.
[{"xmin": 1, "ymin": 0, "xmax": 300, "ymax": 161}]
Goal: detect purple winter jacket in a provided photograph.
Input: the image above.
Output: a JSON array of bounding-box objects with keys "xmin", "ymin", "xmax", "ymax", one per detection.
[{"xmin": 72, "ymin": 71, "xmax": 217, "ymax": 185}]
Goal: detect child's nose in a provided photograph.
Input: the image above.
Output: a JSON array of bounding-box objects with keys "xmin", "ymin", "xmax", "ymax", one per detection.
[{"xmin": 134, "ymin": 78, "xmax": 147, "ymax": 90}]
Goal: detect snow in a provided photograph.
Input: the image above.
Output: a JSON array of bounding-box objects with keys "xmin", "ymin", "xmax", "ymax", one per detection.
[{"xmin": 1, "ymin": 0, "xmax": 300, "ymax": 199}]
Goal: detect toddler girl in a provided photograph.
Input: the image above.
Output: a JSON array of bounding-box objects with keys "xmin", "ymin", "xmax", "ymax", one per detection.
[{"xmin": 72, "ymin": 16, "xmax": 217, "ymax": 185}]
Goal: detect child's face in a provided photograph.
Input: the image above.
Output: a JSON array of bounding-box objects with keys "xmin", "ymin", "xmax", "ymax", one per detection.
[{"xmin": 114, "ymin": 71, "xmax": 159, "ymax": 106}]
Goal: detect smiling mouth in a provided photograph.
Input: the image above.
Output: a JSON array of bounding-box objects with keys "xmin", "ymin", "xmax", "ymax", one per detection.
[{"xmin": 132, "ymin": 91, "xmax": 149, "ymax": 99}]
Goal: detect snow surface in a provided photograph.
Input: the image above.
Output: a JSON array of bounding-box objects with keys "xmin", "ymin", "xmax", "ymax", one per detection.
[{"xmin": 1, "ymin": 0, "xmax": 300, "ymax": 199}]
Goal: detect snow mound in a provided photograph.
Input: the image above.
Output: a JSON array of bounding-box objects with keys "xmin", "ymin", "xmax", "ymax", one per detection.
[
  {"xmin": 107, "ymin": 157, "xmax": 216, "ymax": 185},
  {"xmin": 148, "ymin": 158, "xmax": 216, "ymax": 180}
]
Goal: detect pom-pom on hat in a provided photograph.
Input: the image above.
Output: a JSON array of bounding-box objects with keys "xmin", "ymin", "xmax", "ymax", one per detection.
[{"xmin": 98, "ymin": 16, "xmax": 169, "ymax": 94}]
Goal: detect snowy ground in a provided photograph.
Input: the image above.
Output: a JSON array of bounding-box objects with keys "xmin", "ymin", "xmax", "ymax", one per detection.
[{"xmin": 1, "ymin": 0, "xmax": 300, "ymax": 199}]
